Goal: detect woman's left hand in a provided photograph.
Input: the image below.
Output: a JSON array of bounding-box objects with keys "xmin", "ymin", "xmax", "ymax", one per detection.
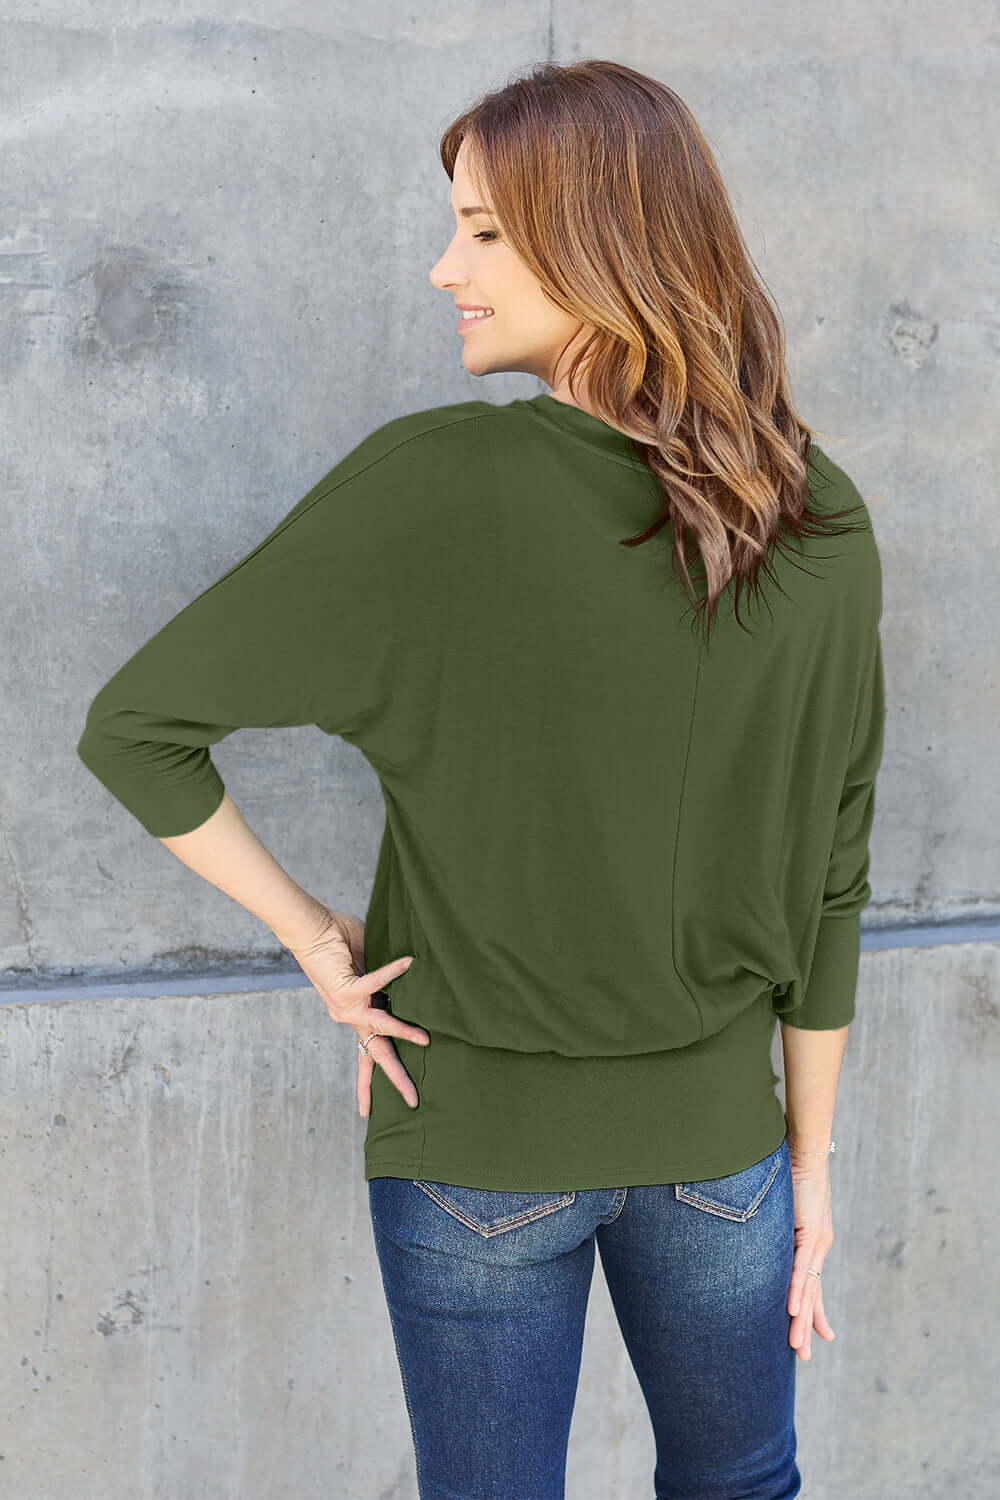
[{"xmin": 787, "ymin": 1158, "xmax": 837, "ymax": 1360}]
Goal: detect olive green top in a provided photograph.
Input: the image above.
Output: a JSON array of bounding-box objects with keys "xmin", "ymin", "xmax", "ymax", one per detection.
[{"xmin": 77, "ymin": 394, "xmax": 885, "ymax": 1190}]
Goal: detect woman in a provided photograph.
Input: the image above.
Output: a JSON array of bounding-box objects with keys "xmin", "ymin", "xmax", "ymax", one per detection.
[{"xmin": 77, "ymin": 59, "xmax": 885, "ymax": 1500}]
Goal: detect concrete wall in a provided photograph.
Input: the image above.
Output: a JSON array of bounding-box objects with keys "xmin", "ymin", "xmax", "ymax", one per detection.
[{"xmin": 3, "ymin": 3, "xmax": 996, "ymax": 1496}]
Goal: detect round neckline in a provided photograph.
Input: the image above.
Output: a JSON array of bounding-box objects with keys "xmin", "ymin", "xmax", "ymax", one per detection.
[{"xmin": 518, "ymin": 393, "xmax": 648, "ymax": 469}]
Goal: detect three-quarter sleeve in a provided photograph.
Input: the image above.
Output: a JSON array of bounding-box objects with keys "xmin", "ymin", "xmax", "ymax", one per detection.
[
  {"xmin": 777, "ymin": 620, "xmax": 887, "ymax": 1029},
  {"xmin": 76, "ymin": 451, "xmax": 403, "ymax": 838}
]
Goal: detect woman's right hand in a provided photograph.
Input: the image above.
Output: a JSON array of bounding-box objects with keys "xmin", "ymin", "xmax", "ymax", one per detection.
[
  {"xmin": 786, "ymin": 1156, "xmax": 837, "ymax": 1361},
  {"xmin": 284, "ymin": 906, "xmax": 430, "ymax": 1117}
]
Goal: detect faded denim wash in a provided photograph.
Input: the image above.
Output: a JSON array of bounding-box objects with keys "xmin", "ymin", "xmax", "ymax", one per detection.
[{"xmin": 368, "ymin": 1133, "xmax": 800, "ymax": 1499}]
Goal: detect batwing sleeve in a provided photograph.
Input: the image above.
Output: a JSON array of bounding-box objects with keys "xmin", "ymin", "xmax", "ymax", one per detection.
[
  {"xmin": 776, "ymin": 552, "xmax": 887, "ymax": 1030},
  {"xmin": 76, "ymin": 444, "xmax": 406, "ymax": 838}
]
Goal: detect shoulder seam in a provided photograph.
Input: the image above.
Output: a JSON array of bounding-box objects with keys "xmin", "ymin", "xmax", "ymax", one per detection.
[
  {"xmin": 203, "ymin": 408, "xmax": 511, "ymax": 588},
  {"xmin": 307, "ymin": 405, "xmax": 512, "ymax": 503}
]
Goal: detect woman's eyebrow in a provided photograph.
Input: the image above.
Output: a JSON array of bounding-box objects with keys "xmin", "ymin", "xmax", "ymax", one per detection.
[{"xmin": 456, "ymin": 205, "xmax": 497, "ymax": 218}]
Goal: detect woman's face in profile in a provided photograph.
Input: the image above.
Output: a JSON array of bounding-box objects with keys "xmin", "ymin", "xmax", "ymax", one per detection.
[{"xmin": 429, "ymin": 138, "xmax": 590, "ymax": 391}]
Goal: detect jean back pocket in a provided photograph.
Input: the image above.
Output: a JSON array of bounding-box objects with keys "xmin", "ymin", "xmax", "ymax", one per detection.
[
  {"xmin": 412, "ymin": 1180, "xmax": 577, "ymax": 1237},
  {"xmin": 673, "ymin": 1140, "xmax": 786, "ymax": 1222}
]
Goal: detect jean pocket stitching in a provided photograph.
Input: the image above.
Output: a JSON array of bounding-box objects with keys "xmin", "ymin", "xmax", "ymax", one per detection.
[
  {"xmin": 673, "ymin": 1149, "xmax": 783, "ymax": 1222},
  {"xmin": 412, "ymin": 1180, "xmax": 577, "ymax": 1237}
]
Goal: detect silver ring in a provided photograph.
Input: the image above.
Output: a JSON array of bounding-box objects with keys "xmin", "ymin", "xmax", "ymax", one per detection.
[
  {"xmin": 806, "ymin": 1269, "xmax": 822, "ymax": 1279},
  {"xmin": 357, "ymin": 1030, "xmax": 380, "ymax": 1056}
]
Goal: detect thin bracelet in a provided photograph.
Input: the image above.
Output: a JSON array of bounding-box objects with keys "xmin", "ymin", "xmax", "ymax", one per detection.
[{"xmin": 788, "ymin": 1139, "xmax": 836, "ymax": 1156}]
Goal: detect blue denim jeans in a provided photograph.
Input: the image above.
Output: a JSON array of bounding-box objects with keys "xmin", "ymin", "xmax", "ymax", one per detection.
[{"xmin": 368, "ymin": 1134, "xmax": 800, "ymax": 1500}]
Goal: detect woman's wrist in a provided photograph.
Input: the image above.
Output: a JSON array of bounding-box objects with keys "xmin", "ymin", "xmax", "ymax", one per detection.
[{"xmin": 271, "ymin": 897, "xmax": 337, "ymax": 955}]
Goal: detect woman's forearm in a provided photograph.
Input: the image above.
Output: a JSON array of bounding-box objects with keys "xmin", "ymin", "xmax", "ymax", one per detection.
[
  {"xmin": 779, "ymin": 1022, "xmax": 849, "ymax": 1151},
  {"xmin": 156, "ymin": 791, "xmax": 330, "ymax": 952}
]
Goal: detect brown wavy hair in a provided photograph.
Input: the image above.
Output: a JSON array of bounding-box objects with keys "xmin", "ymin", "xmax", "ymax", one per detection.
[{"xmin": 439, "ymin": 59, "xmax": 871, "ymax": 642}]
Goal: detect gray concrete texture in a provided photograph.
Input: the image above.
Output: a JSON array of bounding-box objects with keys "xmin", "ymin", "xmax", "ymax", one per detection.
[{"xmin": 1, "ymin": 1, "xmax": 995, "ymax": 1495}]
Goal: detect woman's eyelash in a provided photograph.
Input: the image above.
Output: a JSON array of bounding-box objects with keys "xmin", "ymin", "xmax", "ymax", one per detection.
[{"xmin": 474, "ymin": 230, "xmax": 498, "ymax": 243}]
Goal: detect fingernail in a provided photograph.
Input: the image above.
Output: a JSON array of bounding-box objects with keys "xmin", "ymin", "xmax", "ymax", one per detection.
[{"xmin": 791, "ymin": 1303, "xmax": 799, "ymax": 1316}]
